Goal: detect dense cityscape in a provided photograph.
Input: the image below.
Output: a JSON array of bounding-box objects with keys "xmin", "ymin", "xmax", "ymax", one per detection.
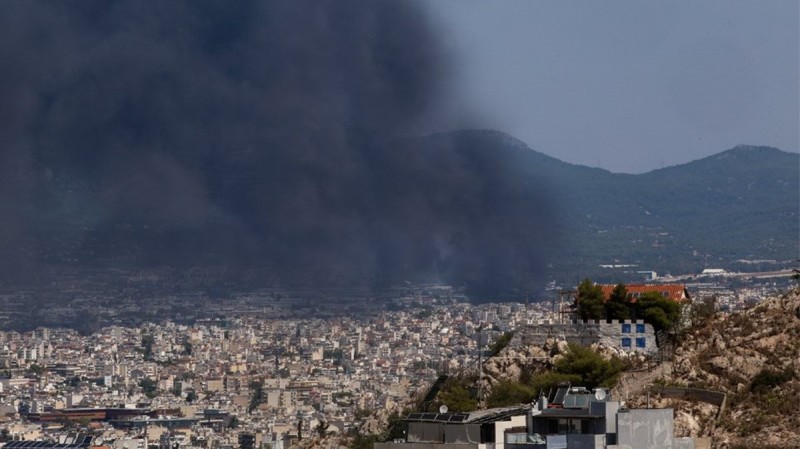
[{"xmin": 0, "ymin": 270, "xmax": 793, "ymax": 449}]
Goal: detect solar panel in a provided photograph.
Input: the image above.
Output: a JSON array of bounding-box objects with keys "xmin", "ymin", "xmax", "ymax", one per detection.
[
  {"xmin": 563, "ymin": 394, "xmax": 590, "ymax": 409},
  {"xmin": 552, "ymin": 385, "xmax": 569, "ymax": 405},
  {"xmin": 4, "ymin": 441, "xmax": 92, "ymax": 449}
]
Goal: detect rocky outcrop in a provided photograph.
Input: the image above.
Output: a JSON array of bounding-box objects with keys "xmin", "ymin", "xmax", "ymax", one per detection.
[
  {"xmin": 477, "ymin": 290, "xmax": 800, "ymax": 448},
  {"xmin": 637, "ymin": 289, "xmax": 800, "ymax": 449}
]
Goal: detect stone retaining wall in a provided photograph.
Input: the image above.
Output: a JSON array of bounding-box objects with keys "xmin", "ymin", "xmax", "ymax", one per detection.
[
  {"xmin": 510, "ymin": 320, "xmax": 658, "ymax": 355},
  {"xmin": 649, "ymin": 386, "xmax": 727, "ymax": 420}
]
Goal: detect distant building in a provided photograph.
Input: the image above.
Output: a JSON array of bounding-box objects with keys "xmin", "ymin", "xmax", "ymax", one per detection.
[{"xmin": 636, "ymin": 271, "xmax": 658, "ymax": 282}]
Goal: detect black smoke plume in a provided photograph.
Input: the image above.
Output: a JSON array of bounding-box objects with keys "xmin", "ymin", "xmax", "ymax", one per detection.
[{"xmin": 0, "ymin": 0, "xmax": 558, "ymax": 295}]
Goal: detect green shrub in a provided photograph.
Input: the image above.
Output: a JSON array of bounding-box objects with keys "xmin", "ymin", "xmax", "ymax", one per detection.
[
  {"xmin": 529, "ymin": 372, "xmax": 582, "ymax": 395},
  {"xmin": 486, "ymin": 380, "xmax": 536, "ymax": 408},
  {"xmin": 489, "ymin": 331, "xmax": 515, "ymax": 356},
  {"xmin": 555, "ymin": 343, "xmax": 624, "ymax": 388},
  {"xmin": 636, "ymin": 292, "xmax": 681, "ymax": 332},
  {"xmin": 751, "ymin": 368, "xmax": 793, "ymax": 393},
  {"xmin": 437, "ymin": 378, "xmax": 479, "ymax": 412}
]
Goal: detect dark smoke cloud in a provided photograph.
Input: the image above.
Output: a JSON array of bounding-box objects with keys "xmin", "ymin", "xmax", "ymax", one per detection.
[{"xmin": 0, "ymin": 0, "xmax": 558, "ymax": 295}]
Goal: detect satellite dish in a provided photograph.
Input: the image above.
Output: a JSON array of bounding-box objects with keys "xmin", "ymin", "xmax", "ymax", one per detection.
[
  {"xmin": 594, "ymin": 389, "xmax": 607, "ymax": 401},
  {"xmin": 439, "ymin": 405, "xmax": 449, "ymax": 414}
]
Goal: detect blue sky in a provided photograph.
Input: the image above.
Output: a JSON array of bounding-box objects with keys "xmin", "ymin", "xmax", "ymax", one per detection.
[{"xmin": 422, "ymin": 0, "xmax": 799, "ymax": 173}]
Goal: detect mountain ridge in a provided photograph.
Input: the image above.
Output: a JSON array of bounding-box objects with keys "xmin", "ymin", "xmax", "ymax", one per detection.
[
  {"xmin": 1, "ymin": 129, "xmax": 797, "ymax": 294},
  {"xmin": 437, "ymin": 130, "xmax": 799, "ymax": 284}
]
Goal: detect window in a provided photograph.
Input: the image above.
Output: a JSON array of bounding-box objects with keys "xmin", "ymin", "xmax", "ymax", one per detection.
[
  {"xmin": 481, "ymin": 424, "xmax": 495, "ymax": 442},
  {"xmin": 547, "ymin": 419, "xmax": 569, "ymax": 434},
  {"xmin": 636, "ymin": 323, "xmax": 645, "ymax": 333},
  {"xmin": 505, "ymin": 433, "xmax": 528, "ymax": 444},
  {"xmin": 553, "ymin": 419, "xmax": 583, "ymax": 434},
  {"xmin": 636, "ymin": 338, "xmax": 646, "ymax": 348},
  {"xmin": 621, "ymin": 337, "xmax": 631, "ymax": 348},
  {"xmin": 621, "ymin": 323, "xmax": 631, "ymax": 333}
]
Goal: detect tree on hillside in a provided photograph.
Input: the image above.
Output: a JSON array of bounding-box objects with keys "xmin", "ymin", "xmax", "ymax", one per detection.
[
  {"xmin": 315, "ymin": 420, "xmax": 330, "ymax": 438},
  {"xmin": 141, "ymin": 334, "xmax": 155, "ymax": 361},
  {"xmin": 348, "ymin": 433, "xmax": 378, "ymax": 449},
  {"xmin": 139, "ymin": 377, "xmax": 158, "ymax": 398},
  {"xmin": 529, "ymin": 372, "xmax": 583, "ymax": 395},
  {"xmin": 385, "ymin": 410, "xmax": 410, "ymax": 442},
  {"xmin": 576, "ymin": 279, "xmax": 605, "ymax": 320},
  {"xmin": 182, "ymin": 339, "xmax": 193, "ymax": 356},
  {"xmin": 576, "ymin": 279, "xmax": 683, "ymax": 332},
  {"xmin": 486, "ymin": 380, "xmax": 536, "ymax": 408},
  {"xmin": 437, "ymin": 380, "xmax": 478, "ymax": 412},
  {"xmin": 185, "ymin": 389, "xmax": 198, "ymax": 403},
  {"xmin": 635, "ymin": 292, "xmax": 681, "ymax": 333},
  {"xmin": 489, "ymin": 331, "xmax": 515, "ymax": 356},
  {"xmin": 554, "ymin": 344, "xmax": 624, "ymax": 389},
  {"xmin": 606, "ymin": 283, "xmax": 631, "ymax": 320},
  {"xmin": 248, "ymin": 380, "xmax": 264, "ymax": 413}
]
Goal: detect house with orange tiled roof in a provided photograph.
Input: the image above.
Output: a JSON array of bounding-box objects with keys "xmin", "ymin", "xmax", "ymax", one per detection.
[{"xmin": 598, "ymin": 284, "xmax": 691, "ymax": 303}]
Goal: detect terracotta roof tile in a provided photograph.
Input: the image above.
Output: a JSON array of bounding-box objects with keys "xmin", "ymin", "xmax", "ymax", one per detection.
[{"xmin": 599, "ymin": 284, "xmax": 690, "ymax": 303}]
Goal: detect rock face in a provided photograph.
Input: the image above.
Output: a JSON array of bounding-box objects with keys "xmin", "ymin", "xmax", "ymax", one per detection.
[
  {"xmin": 654, "ymin": 289, "xmax": 800, "ymax": 448},
  {"xmin": 483, "ymin": 341, "xmax": 552, "ymax": 384},
  {"xmin": 478, "ymin": 290, "xmax": 800, "ymax": 448},
  {"xmin": 481, "ymin": 331, "xmax": 647, "ymax": 397}
]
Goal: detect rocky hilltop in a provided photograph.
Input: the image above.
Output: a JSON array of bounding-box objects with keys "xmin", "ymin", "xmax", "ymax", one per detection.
[
  {"xmin": 654, "ymin": 288, "xmax": 800, "ymax": 448},
  {"xmin": 480, "ymin": 288, "xmax": 800, "ymax": 448}
]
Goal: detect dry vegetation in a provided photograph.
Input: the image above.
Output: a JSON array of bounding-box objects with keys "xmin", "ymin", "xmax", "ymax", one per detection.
[{"xmin": 645, "ymin": 288, "xmax": 800, "ymax": 448}]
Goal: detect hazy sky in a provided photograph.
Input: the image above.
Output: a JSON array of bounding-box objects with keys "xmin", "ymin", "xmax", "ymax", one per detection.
[{"xmin": 423, "ymin": 0, "xmax": 799, "ymax": 173}]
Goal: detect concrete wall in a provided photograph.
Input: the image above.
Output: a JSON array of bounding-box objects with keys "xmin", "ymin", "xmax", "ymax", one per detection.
[
  {"xmin": 650, "ymin": 386, "xmax": 726, "ymax": 421},
  {"xmin": 589, "ymin": 401, "xmax": 619, "ymax": 435},
  {"xmin": 565, "ymin": 433, "xmax": 606, "ymax": 449},
  {"xmin": 493, "ymin": 415, "xmax": 526, "ymax": 449},
  {"xmin": 615, "ymin": 409, "xmax": 676, "ymax": 449},
  {"xmin": 443, "ymin": 424, "xmax": 481, "ymax": 444},
  {"xmin": 674, "ymin": 437, "xmax": 696, "ymax": 449},
  {"xmin": 649, "ymin": 387, "xmax": 725, "ymax": 407},
  {"xmin": 375, "ymin": 443, "xmax": 477, "ymax": 449},
  {"xmin": 408, "ymin": 422, "xmax": 444, "ymax": 443}
]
